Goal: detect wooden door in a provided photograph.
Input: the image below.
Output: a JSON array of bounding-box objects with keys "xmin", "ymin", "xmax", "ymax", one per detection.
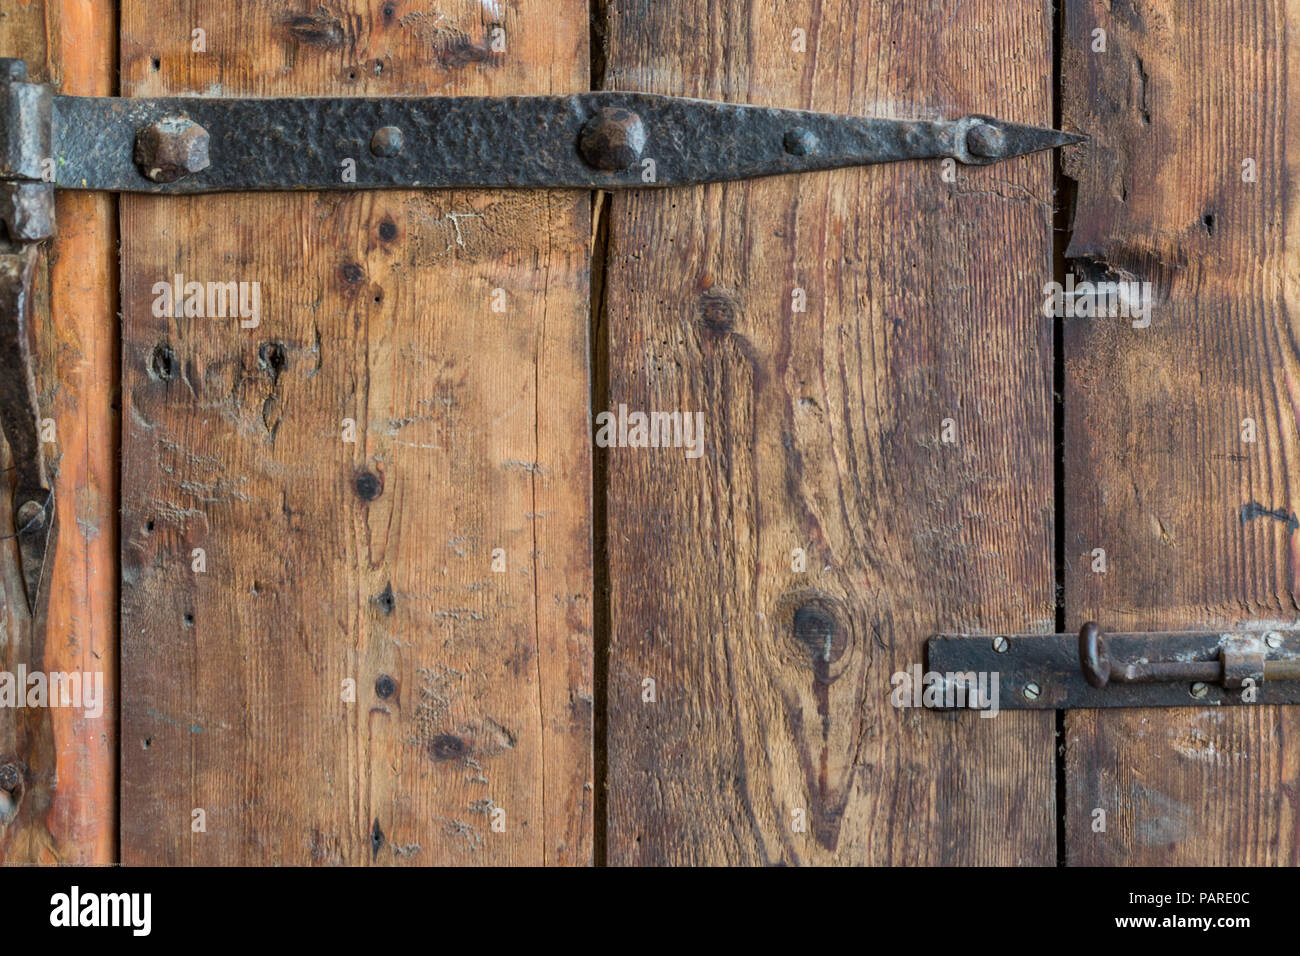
[{"xmin": 0, "ymin": 0, "xmax": 1293, "ymax": 867}]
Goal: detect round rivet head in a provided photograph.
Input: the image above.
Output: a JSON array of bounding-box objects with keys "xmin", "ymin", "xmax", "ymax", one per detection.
[
  {"xmin": 15, "ymin": 498, "xmax": 45, "ymax": 530},
  {"xmin": 134, "ymin": 116, "xmax": 211, "ymax": 183},
  {"xmin": 966, "ymin": 122, "xmax": 1006, "ymax": 158},
  {"xmin": 370, "ymin": 126, "xmax": 404, "ymax": 157},
  {"xmin": 783, "ymin": 127, "xmax": 819, "ymax": 156},
  {"xmin": 578, "ymin": 108, "xmax": 646, "ymax": 171}
]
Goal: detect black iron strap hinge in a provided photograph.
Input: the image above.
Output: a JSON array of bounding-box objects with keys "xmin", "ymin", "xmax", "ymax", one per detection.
[
  {"xmin": 926, "ymin": 622, "xmax": 1300, "ymax": 710},
  {"xmin": 0, "ymin": 54, "xmax": 1083, "ymax": 617}
]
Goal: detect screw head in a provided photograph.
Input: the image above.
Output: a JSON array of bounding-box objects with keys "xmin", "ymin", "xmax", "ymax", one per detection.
[
  {"xmin": 992, "ymin": 636, "xmax": 1009, "ymax": 653},
  {"xmin": 783, "ymin": 127, "xmax": 820, "ymax": 156},
  {"xmin": 1022, "ymin": 681, "xmax": 1041, "ymax": 701},
  {"xmin": 578, "ymin": 108, "xmax": 646, "ymax": 171},
  {"xmin": 1266, "ymin": 631, "xmax": 1283, "ymax": 649},
  {"xmin": 1190, "ymin": 681, "xmax": 1209, "ymax": 699},
  {"xmin": 370, "ymin": 126, "xmax": 404, "ymax": 157},
  {"xmin": 134, "ymin": 116, "xmax": 211, "ymax": 183},
  {"xmin": 966, "ymin": 121, "xmax": 1006, "ymax": 158}
]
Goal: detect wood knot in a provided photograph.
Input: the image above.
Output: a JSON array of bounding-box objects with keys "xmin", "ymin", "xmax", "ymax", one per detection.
[
  {"xmin": 697, "ymin": 289, "xmax": 739, "ymax": 335},
  {"xmin": 428, "ymin": 734, "xmax": 467, "ymax": 761},
  {"xmin": 776, "ymin": 590, "xmax": 855, "ymax": 680},
  {"xmin": 148, "ymin": 343, "xmax": 175, "ymax": 381},
  {"xmin": 372, "ymin": 581, "xmax": 395, "ymax": 615},
  {"xmin": 286, "ymin": 13, "xmax": 345, "ymax": 48},
  {"xmin": 354, "ymin": 470, "xmax": 383, "ymax": 501}
]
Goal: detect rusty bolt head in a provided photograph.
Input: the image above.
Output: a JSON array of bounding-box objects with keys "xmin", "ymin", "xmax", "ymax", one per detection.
[
  {"xmin": 579, "ymin": 108, "xmax": 646, "ymax": 171},
  {"xmin": 0, "ymin": 763, "xmax": 21, "ymax": 792},
  {"xmin": 370, "ymin": 126, "xmax": 404, "ymax": 158},
  {"xmin": 783, "ymin": 127, "xmax": 820, "ymax": 156},
  {"xmin": 134, "ymin": 116, "xmax": 211, "ymax": 184},
  {"xmin": 966, "ymin": 122, "xmax": 1006, "ymax": 159}
]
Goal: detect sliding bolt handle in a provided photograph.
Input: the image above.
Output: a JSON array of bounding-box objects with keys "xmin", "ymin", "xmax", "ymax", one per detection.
[{"xmin": 1079, "ymin": 621, "xmax": 1110, "ymax": 689}]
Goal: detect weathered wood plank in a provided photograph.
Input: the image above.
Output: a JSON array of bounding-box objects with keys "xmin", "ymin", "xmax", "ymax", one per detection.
[
  {"xmin": 0, "ymin": 0, "xmax": 117, "ymax": 865},
  {"xmin": 602, "ymin": 0, "xmax": 1058, "ymax": 864},
  {"xmin": 1062, "ymin": 0, "xmax": 1300, "ymax": 865},
  {"xmin": 119, "ymin": 0, "xmax": 592, "ymax": 865}
]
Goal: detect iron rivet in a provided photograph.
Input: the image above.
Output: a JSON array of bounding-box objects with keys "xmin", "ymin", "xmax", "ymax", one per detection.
[
  {"xmin": 15, "ymin": 499, "xmax": 44, "ymax": 530},
  {"xmin": 1190, "ymin": 682, "xmax": 1209, "ymax": 699},
  {"xmin": 375, "ymin": 674, "xmax": 397, "ymax": 699},
  {"xmin": 578, "ymin": 108, "xmax": 646, "ymax": 171},
  {"xmin": 783, "ymin": 127, "xmax": 820, "ymax": 156},
  {"xmin": 966, "ymin": 122, "xmax": 1006, "ymax": 158},
  {"xmin": 1022, "ymin": 681, "xmax": 1041, "ymax": 701},
  {"xmin": 370, "ymin": 126, "xmax": 404, "ymax": 157},
  {"xmin": 992, "ymin": 636, "xmax": 1009, "ymax": 653},
  {"xmin": 134, "ymin": 116, "xmax": 211, "ymax": 183},
  {"xmin": 1266, "ymin": 631, "xmax": 1283, "ymax": 649}
]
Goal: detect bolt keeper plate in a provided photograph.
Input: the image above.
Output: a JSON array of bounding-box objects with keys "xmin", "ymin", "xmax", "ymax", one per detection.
[{"xmin": 926, "ymin": 628, "xmax": 1300, "ymax": 708}]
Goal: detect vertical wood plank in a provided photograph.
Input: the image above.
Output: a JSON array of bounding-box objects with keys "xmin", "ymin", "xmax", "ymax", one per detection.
[
  {"xmin": 0, "ymin": 0, "xmax": 117, "ymax": 864},
  {"xmin": 1063, "ymin": 0, "xmax": 1300, "ymax": 865},
  {"xmin": 119, "ymin": 1, "xmax": 592, "ymax": 864},
  {"xmin": 602, "ymin": 0, "xmax": 1058, "ymax": 864}
]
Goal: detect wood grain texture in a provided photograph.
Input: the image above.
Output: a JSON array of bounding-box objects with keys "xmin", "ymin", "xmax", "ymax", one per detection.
[
  {"xmin": 119, "ymin": 0, "xmax": 592, "ymax": 864},
  {"xmin": 1062, "ymin": 0, "xmax": 1300, "ymax": 864},
  {"xmin": 0, "ymin": 0, "xmax": 117, "ymax": 865},
  {"xmin": 602, "ymin": 0, "xmax": 1058, "ymax": 864}
]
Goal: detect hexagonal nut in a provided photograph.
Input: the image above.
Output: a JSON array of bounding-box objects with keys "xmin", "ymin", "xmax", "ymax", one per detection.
[{"xmin": 134, "ymin": 116, "xmax": 211, "ymax": 184}]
